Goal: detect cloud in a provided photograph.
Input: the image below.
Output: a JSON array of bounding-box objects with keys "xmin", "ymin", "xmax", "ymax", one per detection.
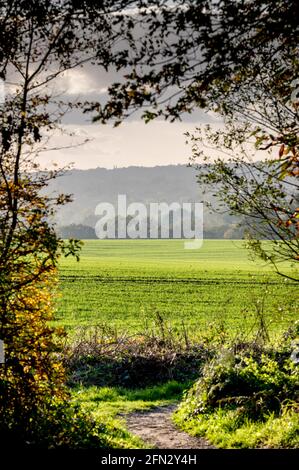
[
  {"xmin": 38, "ymin": 121, "xmax": 206, "ymax": 169},
  {"xmin": 56, "ymin": 68, "xmax": 108, "ymax": 96},
  {"xmin": 54, "ymin": 66, "xmax": 223, "ymax": 125},
  {"xmin": 36, "ymin": 66, "xmax": 224, "ymax": 169}
]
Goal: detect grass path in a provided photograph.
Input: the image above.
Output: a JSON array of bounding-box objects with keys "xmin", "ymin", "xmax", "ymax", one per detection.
[{"xmin": 125, "ymin": 405, "xmax": 213, "ymax": 449}]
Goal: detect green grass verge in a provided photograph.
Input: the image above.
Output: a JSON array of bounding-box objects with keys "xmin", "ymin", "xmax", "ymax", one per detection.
[
  {"xmin": 71, "ymin": 381, "xmax": 188, "ymax": 448},
  {"xmin": 174, "ymin": 406, "xmax": 299, "ymax": 448}
]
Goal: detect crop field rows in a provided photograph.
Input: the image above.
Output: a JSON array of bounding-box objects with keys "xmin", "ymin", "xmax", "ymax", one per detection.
[{"xmin": 56, "ymin": 240, "xmax": 298, "ymax": 336}]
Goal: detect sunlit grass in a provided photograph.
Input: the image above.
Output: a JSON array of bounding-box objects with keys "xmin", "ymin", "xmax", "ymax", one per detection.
[
  {"xmin": 174, "ymin": 406, "xmax": 299, "ymax": 448},
  {"xmin": 55, "ymin": 240, "xmax": 298, "ymax": 336},
  {"xmin": 71, "ymin": 381, "xmax": 188, "ymax": 448}
]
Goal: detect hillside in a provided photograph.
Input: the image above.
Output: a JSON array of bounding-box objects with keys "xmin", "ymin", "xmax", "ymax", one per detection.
[{"xmin": 47, "ymin": 165, "xmax": 243, "ymax": 239}]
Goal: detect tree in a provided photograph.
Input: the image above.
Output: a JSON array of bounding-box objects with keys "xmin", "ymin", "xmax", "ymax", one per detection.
[
  {"xmin": 91, "ymin": 1, "xmax": 298, "ymax": 124},
  {"xmin": 89, "ymin": 0, "xmax": 298, "ymax": 278},
  {"xmin": 0, "ymin": 0, "xmax": 150, "ymax": 445},
  {"xmin": 185, "ymin": 19, "xmax": 299, "ymax": 278},
  {"xmin": 58, "ymin": 224, "xmax": 96, "ymax": 239},
  {"xmin": 186, "ymin": 57, "xmax": 299, "ymax": 278}
]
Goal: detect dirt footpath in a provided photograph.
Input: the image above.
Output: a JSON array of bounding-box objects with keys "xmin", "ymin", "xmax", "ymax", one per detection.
[{"xmin": 126, "ymin": 405, "xmax": 214, "ymax": 449}]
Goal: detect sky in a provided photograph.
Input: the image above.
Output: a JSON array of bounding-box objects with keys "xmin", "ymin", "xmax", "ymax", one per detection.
[
  {"xmin": 37, "ymin": 66, "xmax": 223, "ymax": 170},
  {"xmin": 40, "ymin": 121, "xmax": 215, "ymax": 170}
]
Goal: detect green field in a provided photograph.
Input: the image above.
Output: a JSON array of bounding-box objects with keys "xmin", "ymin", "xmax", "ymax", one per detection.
[{"xmin": 56, "ymin": 239, "xmax": 298, "ymax": 335}]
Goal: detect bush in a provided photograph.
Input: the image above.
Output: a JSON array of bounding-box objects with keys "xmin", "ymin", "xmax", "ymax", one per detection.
[
  {"xmin": 0, "ymin": 396, "xmax": 109, "ymax": 448},
  {"xmin": 181, "ymin": 321, "xmax": 299, "ymax": 418},
  {"xmin": 182, "ymin": 352, "xmax": 299, "ymax": 420},
  {"xmin": 175, "ymin": 330, "xmax": 299, "ymax": 448},
  {"xmin": 63, "ymin": 322, "xmax": 213, "ymax": 388}
]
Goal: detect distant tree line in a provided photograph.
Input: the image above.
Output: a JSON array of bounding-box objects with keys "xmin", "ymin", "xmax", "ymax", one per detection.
[{"xmin": 57, "ymin": 220, "xmax": 244, "ymax": 240}]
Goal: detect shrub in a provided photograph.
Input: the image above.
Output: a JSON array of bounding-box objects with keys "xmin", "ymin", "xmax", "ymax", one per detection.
[
  {"xmin": 63, "ymin": 322, "xmax": 213, "ymax": 388},
  {"xmin": 0, "ymin": 396, "xmax": 108, "ymax": 449},
  {"xmin": 178, "ymin": 335, "xmax": 299, "ymax": 423}
]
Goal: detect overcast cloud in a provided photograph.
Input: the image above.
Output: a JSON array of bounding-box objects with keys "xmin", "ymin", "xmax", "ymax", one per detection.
[{"xmin": 38, "ymin": 66, "xmax": 222, "ymax": 169}]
